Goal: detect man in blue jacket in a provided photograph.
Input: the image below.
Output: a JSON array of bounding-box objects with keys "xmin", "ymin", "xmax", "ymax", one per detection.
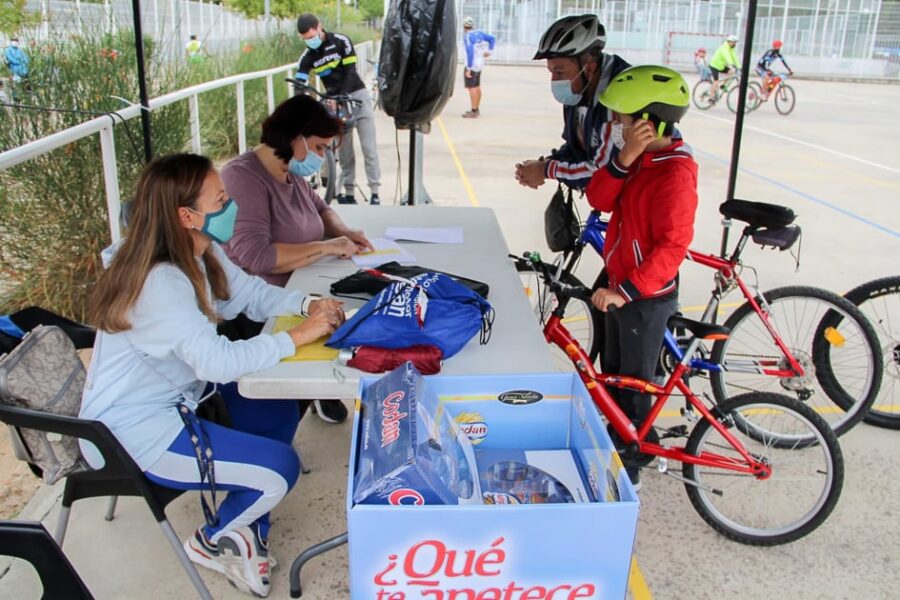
[
  {"xmin": 462, "ymin": 17, "xmax": 496, "ymax": 118},
  {"xmin": 515, "ymin": 15, "xmax": 630, "ymax": 190},
  {"xmin": 5, "ymin": 37, "xmax": 29, "ymax": 84}
]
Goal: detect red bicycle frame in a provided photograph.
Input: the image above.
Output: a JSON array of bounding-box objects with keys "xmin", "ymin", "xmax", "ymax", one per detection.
[
  {"xmin": 545, "ymin": 312, "xmax": 771, "ymax": 478},
  {"xmin": 685, "ymin": 248, "xmax": 806, "ymax": 377}
]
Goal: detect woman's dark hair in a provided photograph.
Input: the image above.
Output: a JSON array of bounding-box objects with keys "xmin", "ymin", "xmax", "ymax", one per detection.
[{"xmin": 260, "ymin": 94, "xmax": 342, "ymax": 162}]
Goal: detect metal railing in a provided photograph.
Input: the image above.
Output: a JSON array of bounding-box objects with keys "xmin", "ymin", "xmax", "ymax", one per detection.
[{"xmin": 0, "ymin": 40, "xmax": 375, "ymax": 246}]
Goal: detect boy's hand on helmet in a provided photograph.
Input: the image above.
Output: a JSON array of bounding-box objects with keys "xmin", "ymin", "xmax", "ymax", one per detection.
[{"xmin": 618, "ymin": 120, "xmax": 657, "ymax": 167}]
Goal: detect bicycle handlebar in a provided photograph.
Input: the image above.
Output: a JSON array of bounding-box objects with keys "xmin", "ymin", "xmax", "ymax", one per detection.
[
  {"xmin": 514, "ymin": 252, "xmax": 594, "ymax": 304},
  {"xmin": 285, "ymin": 79, "xmax": 362, "ymax": 107}
]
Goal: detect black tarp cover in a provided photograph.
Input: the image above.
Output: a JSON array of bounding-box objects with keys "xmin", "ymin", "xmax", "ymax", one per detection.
[{"xmin": 378, "ymin": 0, "xmax": 457, "ymax": 132}]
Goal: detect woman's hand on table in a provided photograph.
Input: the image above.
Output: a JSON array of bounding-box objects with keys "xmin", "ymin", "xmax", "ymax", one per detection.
[
  {"xmin": 343, "ymin": 228, "xmax": 375, "ymax": 253},
  {"xmin": 287, "ymin": 306, "xmax": 344, "ymax": 346},
  {"xmin": 326, "ymin": 236, "xmax": 360, "ymax": 259},
  {"xmin": 308, "ymin": 298, "xmax": 345, "ymax": 322}
]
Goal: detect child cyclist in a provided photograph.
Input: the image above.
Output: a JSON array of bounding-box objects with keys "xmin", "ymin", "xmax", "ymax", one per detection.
[
  {"xmin": 756, "ymin": 40, "xmax": 794, "ymax": 99},
  {"xmin": 585, "ymin": 65, "xmax": 698, "ymax": 488}
]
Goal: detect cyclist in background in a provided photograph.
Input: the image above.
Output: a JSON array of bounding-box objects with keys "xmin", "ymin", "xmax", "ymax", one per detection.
[
  {"xmin": 709, "ymin": 35, "xmax": 740, "ymax": 98},
  {"xmin": 694, "ymin": 47, "xmax": 711, "ymax": 81},
  {"xmin": 515, "ymin": 14, "xmax": 630, "ymax": 190},
  {"xmin": 584, "ymin": 65, "xmax": 697, "ymax": 489},
  {"xmin": 461, "ymin": 17, "xmax": 496, "ymax": 118},
  {"xmin": 756, "ymin": 40, "xmax": 794, "ymax": 99},
  {"xmin": 296, "ymin": 12, "xmax": 381, "ymax": 205}
]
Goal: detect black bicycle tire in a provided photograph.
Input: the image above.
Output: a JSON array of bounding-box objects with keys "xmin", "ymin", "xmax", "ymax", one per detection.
[
  {"xmin": 709, "ymin": 286, "xmax": 882, "ymax": 438},
  {"xmin": 725, "ymin": 82, "xmax": 759, "ymax": 114},
  {"xmin": 321, "ymin": 147, "xmax": 337, "ymax": 204},
  {"xmin": 774, "ymin": 83, "xmax": 796, "ymax": 115},
  {"xmin": 513, "ymin": 258, "xmax": 604, "ymax": 364},
  {"xmin": 683, "ymin": 392, "xmax": 843, "ymax": 546},
  {"xmin": 691, "ymin": 80, "xmax": 716, "ymax": 110},
  {"xmin": 842, "ymin": 276, "xmax": 900, "ymax": 429}
]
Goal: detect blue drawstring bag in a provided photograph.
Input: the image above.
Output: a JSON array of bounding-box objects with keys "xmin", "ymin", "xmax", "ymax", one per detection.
[{"xmin": 326, "ymin": 272, "xmax": 493, "ymax": 359}]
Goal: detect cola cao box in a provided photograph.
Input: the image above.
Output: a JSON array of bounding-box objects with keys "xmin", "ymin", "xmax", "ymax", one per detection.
[
  {"xmin": 353, "ymin": 362, "xmax": 481, "ymax": 506},
  {"xmin": 347, "ymin": 366, "xmax": 640, "ymax": 599}
]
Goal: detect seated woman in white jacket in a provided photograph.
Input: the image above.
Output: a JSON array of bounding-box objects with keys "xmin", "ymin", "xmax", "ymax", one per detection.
[{"xmin": 80, "ymin": 153, "xmax": 344, "ymax": 597}]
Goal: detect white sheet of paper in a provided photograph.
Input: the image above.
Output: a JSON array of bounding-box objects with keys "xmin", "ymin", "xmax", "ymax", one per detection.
[
  {"xmin": 351, "ymin": 237, "xmax": 418, "ymax": 268},
  {"xmin": 384, "ymin": 226, "xmax": 464, "ymax": 244}
]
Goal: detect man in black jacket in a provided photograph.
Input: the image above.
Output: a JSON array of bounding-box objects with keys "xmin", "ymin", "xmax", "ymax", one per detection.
[{"xmin": 296, "ymin": 13, "xmax": 382, "ymax": 205}]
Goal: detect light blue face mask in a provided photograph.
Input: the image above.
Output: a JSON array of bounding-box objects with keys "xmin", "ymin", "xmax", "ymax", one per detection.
[
  {"xmin": 550, "ymin": 65, "xmax": 588, "ymax": 106},
  {"xmin": 304, "ymin": 33, "xmax": 323, "ymax": 50},
  {"xmin": 189, "ymin": 198, "xmax": 238, "ymax": 244},
  {"xmin": 288, "ymin": 138, "xmax": 325, "ymax": 177}
]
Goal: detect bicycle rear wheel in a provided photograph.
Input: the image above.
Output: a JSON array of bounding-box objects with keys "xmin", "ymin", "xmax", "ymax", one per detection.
[
  {"xmin": 842, "ymin": 276, "xmax": 900, "ymax": 429},
  {"xmin": 774, "ymin": 83, "xmax": 796, "ymax": 115},
  {"xmin": 514, "ymin": 258, "xmax": 602, "ymax": 371},
  {"xmin": 691, "ymin": 80, "xmax": 716, "ymax": 110},
  {"xmin": 710, "ymin": 286, "xmax": 881, "ymax": 438},
  {"xmin": 683, "ymin": 392, "xmax": 843, "ymax": 546}
]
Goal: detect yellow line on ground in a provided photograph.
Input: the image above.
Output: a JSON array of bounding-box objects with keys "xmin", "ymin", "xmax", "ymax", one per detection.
[
  {"xmin": 436, "ymin": 117, "xmax": 480, "ymax": 207},
  {"xmin": 629, "ymin": 557, "xmax": 653, "ymax": 600},
  {"xmin": 680, "ymin": 300, "xmax": 743, "ymax": 314}
]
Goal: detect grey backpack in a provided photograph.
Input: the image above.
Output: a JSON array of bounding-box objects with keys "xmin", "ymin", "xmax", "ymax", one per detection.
[{"xmin": 0, "ymin": 325, "xmax": 89, "ymax": 484}]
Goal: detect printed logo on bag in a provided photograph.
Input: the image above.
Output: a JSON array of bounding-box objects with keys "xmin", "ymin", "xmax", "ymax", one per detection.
[
  {"xmin": 372, "ymin": 537, "xmax": 597, "ymax": 598},
  {"xmin": 388, "ymin": 488, "xmax": 425, "ymax": 506},
  {"xmin": 381, "ymin": 391, "xmax": 408, "ymax": 447},
  {"xmin": 497, "ymin": 390, "xmax": 543, "ymax": 405},
  {"xmin": 454, "ymin": 412, "xmax": 488, "ymax": 445},
  {"xmin": 481, "ymin": 492, "xmax": 520, "ymax": 505}
]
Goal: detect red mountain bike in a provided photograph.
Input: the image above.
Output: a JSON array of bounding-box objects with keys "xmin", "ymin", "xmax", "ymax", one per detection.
[{"xmin": 513, "ymin": 251, "xmax": 844, "ymax": 545}]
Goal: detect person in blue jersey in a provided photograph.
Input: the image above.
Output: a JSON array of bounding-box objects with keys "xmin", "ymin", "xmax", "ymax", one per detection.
[
  {"xmin": 515, "ymin": 14, "xmax": 631, "ymax": 190},
  {"xmin": 82, "ymin": 154, "xmax": 346, "ymax": 597},
  {"xmin": 461, "ymin": 17, "xmax": 496, "ymax": 118},
  {"xmin": 756, "ymin": 40, "xmax": 793, "ymax": 100}
]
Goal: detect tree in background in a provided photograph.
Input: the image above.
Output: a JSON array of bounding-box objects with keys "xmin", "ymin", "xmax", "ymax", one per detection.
[{"xmin": 0, "ymin": 0, "xmax": 39, "ymax": 38}]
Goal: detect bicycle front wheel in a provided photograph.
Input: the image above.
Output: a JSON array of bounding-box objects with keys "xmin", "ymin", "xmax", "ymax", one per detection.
[
  {"xmin": 726, "ymin": 81, "xmax": 761, "ymax": 114},
  {"xmin": 710, "ymin": 286, "xmax": 882, "ymax": 438},
  {"xmin": 691, "ymin": 80, "xmax": 716, "ymax": 110},
  {"xmin": 843, "ymin": 276, "xmax": 900, "ymax": 429},
  {"xmin": 683, "ymin": 392, "xmax": 843, "ymax": 546},
  {"xmin": 774, "ymin": 83, "xmax": 796, "ymax": 115},
  {"xmin": 514, "ymin": 258, "xmax": 603, "ymax": 371}
]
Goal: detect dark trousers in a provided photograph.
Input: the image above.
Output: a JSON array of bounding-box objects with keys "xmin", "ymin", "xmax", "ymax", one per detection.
[{"xmin": 603, "ymin": 293, "xmax": 678, "ymax": 424}]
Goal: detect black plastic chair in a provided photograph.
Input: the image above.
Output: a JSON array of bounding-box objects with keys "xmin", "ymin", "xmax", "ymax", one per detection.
[
  {"xmin": 0, "ymin": 520, "xmax": 94, "ymax": 599},
  {"xmin": 0, "ymin": 403, "xmax": 213, "ymax": 600}
]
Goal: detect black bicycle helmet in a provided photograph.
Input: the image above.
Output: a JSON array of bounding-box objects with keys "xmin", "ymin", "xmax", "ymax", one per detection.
[{"xmin": 533, "ymin": 14, "xmax": 606, "ymax": 60}]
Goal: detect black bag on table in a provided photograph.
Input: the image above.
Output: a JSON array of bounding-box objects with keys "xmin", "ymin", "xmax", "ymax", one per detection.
[{"xmin": 330, "ymin": 261, "xmax": 490, "ymax": 299}]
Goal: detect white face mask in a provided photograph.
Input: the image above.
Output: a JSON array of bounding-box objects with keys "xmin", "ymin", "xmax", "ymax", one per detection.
[{"xmin": 609, "ymin": 121, "xmax": 625, "ymax": 150}]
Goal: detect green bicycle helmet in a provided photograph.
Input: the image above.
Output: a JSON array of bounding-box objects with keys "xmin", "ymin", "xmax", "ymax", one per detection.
[
  {"xmin": 598, "ymin": 65, "xmax": 690, "ymax": 134},
  {"xmin": 533, "ymin": 14, "xmax": 606, "ymax": 60}
]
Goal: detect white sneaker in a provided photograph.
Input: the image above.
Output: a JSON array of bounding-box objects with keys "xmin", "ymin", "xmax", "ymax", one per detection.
[{"xmin": 184, "ymin": 526, "xmax": 271, "ymax": 597}]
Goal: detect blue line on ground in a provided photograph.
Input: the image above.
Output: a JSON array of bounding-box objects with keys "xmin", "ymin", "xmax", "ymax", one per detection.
[{"xmin": 693, "ymin": 148, "xmax": 900, "ymax": 240}]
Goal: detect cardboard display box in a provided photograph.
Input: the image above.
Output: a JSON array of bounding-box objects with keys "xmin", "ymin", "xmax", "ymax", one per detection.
[{"xmin": 347, "ymin": 368, "xmax": 639, "ymax": 600}]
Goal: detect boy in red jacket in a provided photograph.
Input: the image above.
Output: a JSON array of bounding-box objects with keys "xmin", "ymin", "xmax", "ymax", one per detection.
[{"xmin": 585, "ymin": 65, "xmax": 698, "ymax": 488}]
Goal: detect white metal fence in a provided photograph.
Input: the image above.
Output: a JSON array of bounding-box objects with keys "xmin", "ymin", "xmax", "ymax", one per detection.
[
  {"xmin": 0, "ymin": 41, "xmax": 376, "ymax": 245},
  {"xmin": 456, "ymin": 0, "xmax": 900, "ymax": 78}
]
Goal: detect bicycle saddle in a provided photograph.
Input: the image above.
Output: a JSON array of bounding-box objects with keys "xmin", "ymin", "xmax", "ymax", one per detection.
[
  {"xmin": 719, "ymin": 199, "xmax": 796, "ymax": 229},
  {"xmin": 667, "ymin": 315, "xmax": 730, "ymax": 341}
]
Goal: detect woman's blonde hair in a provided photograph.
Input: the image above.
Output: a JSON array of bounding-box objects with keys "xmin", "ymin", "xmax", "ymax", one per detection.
[{"xmin": 89, "ymin": 154, "xmax": 230, "ymax": 332}]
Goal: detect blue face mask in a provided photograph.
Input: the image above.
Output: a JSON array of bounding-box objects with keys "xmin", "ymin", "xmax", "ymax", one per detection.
[
  {"xmin": 288, "ymin": 138, "xmax": 325, "ymax": 177},
  {"xmin": 189, "ymin": 198, "xmax": 238, "ymax": 244},
  {"xmin": 550, "ymin": 65, "xmax": 588, "ymax": 106},
  {"xmin": 304, "ymin": 34, "xmax": 323, "ymax": 50}
]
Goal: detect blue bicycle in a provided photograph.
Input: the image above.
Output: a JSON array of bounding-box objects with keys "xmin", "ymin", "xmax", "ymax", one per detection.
[{"xmin": 514, "ymin": 201, "xmax": 882, "ymax": 438}]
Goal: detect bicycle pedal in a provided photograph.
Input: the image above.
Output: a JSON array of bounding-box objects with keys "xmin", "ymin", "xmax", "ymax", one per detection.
[{"xmin": 660, "ymin": 425, "xmax": 689, "ymax": 439}]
